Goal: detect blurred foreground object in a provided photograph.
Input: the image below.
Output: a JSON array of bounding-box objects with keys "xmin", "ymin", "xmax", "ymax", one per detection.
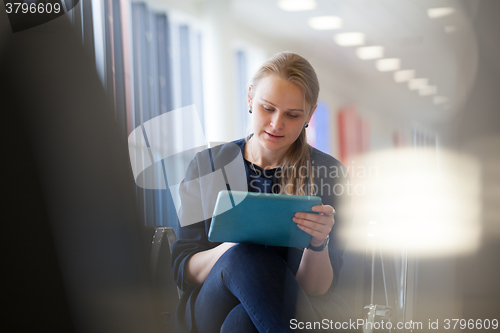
[
  {"xmin": 348, "ymin": 148, "xmax": 481, "ymax": 257},
  {"xmin": 1, "ymin": 8, "xmax": 164, "ymax": 333}
]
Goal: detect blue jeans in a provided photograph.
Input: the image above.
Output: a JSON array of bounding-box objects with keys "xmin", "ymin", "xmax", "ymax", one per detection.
[{"xmin": 193, "ymin": 244, "xmax": 320, "ymax": 333}]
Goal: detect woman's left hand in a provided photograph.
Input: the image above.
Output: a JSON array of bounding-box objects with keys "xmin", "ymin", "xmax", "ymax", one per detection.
[{"xmin": 293, "ymin": 204, "xmax": 335, "ymax": 247}]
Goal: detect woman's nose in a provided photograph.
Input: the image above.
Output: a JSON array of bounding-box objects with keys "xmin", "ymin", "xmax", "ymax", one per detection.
[{"xmin": 270, "ymin": 112, "xmax": 285, "ymax": 130}]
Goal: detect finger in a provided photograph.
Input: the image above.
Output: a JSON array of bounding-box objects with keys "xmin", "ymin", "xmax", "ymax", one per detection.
[
  {"xmin": 293, "ymin": 217, "xmax": 330, "ymax": 234},
  {"xmin": 295, "ymin": 216, "xmax": 334, "ymax": 233},
  {"xmin": 295, "ymin": 212, "xmax": 334, "ymax": 226},
  {"xmin": 296, "ymin": 223, "xmax": 326, "ymax": 240},
  {"xmin": 295, "ymin": 212, "xmax": 329, "ymax": 224},
  {"xmin": 311, "ymin": 204, "xmax": 336, "ymax": 216}
]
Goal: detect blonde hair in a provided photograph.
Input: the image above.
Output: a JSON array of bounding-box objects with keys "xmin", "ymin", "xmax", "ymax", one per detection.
[{"xmin": 247, "ymin": 51, "xmax": 319, "ymax": 196}]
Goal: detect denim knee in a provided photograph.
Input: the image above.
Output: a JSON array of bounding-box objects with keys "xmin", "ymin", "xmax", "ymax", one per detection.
[{"xmin": 219, "ymin": 243, "xmax": 285, "ymax": 271}]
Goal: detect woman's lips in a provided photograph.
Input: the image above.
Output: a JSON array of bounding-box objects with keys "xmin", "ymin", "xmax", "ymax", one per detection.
[{"xmin": 265, "ymin": 131, "xmax": 284, "ymax": 140}]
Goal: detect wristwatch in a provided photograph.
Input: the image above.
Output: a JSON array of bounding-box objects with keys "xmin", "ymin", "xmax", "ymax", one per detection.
[{"xmin": 307, "ymin": 235, "xmax": 329, "ymax": 252}]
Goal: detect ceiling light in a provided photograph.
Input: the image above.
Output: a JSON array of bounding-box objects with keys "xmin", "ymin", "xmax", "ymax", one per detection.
[
  {"xmin": 278, "ymin": 0, "xmax": 316, "ymax": 11},
  {"xmin": 445, "ymin": 26, "xmax": 457, "ymax": 33},
  {"xmin": 375, "ymin": 58, "xmax": 401, "ymax": 72},
  {"xmin": 428, "ymin": 7, "xmax": 455, "ymax": 19},
  {"xmin": 434, "ymin": 96, "xmax": 448, "ymax": 104},
  {"xmin": 308, "ymin": 16, "xmax": 342, "ymax": 30},
  {"xmin": 356, "ymin": 46, "xmax": 384, "ymax": 60},
  {"xmin": 394, "ymin": 70, "xmax": 416, "ymax": 82},
  {"xmin": 334, "ymin": 32, "xmax": 365, "ymax": 46},
  {"xmin": 408, "ymin": 78, "xmax": 428, "ymax": 90},
  {"xmin": 419, "ymin": 86, "xmax": 437, "ymax": 96}
]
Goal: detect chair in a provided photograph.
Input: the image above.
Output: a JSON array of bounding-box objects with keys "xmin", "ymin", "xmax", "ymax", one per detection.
[{"xmin": 143, "ymin": 226, "xmax": 180, "ymax": 329}]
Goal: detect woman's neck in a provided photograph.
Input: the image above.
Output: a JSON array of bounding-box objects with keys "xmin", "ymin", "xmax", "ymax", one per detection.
[{"xmin": 245, "ymin": 136, "xmax": 285, "ymax": 169}]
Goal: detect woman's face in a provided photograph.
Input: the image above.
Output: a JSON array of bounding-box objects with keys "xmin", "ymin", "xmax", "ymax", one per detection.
[{"xmin": 248, "ymin": 74, "xmax": 314, "ymax": 157}]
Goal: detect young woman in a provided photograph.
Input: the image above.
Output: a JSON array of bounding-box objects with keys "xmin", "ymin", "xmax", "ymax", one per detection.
[{"xmin": 171, "ymin": 52, "xmax": 352, "ymax": 333}]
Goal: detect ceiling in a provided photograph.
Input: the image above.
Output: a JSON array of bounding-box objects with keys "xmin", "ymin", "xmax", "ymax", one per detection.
[{"xmin": 230, "ymin": 0, "xmax": 480, "ymax": 124}]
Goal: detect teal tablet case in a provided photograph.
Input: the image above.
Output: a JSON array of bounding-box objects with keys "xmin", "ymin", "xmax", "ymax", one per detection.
[{"xmin": 208, "ymin": 190, "xmax": 322, "ymax": 248}]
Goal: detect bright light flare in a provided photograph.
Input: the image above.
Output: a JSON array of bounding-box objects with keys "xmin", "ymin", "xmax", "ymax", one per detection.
[
  {"xmin": 356, "ymin": 46, "xmax": 384, "ymax": 60},
  {"xmin": 308, "ymin": 16, "xmax": 342, "ymax": 30},
  {"xmin": 345, "ymin": 148, "xmax": 481, "ymax": 257},
  {"xmin": 394, "ymin": 70, "xmax": 416, "ymax": 83},
  {"xmin": 419, "ymin": 86, "xmax": 437, "ymax": 96},
  {"xmin": 375, "ymin": 58, "xmax": 401, "ymax": 72},
  {"xmin": 428, "ymin": 7, "xmax": 455, "ymax": 19},
  {"xmin": 278, "ymin": 0, "xmax": 316, "ymax": 11},
  {"xmin": 334, "ymin": 32, "xmax": 365, "ymax": 46},
  {"xmin": 408, "ymin": 78, "xmax": 428, "ymax": 90}
]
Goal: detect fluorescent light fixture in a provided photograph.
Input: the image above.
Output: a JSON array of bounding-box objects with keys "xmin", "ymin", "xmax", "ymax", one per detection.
[
  {"xmin": 308, "ymin": 16, "xmax": 342, "ymax": 30},
  {"xmin": 394, "ymin": 70, "xmax": 416, "ymax": 83},
  {"xmin": 419, "ymin": 86, "xmax": 437, "ymax": 96},
  {"xmin": 334, "ymin": 32, "xmax": 365, "ymax": 46},
  {"xmin": 375, "ymin": 58, "xmax": 401, "ymax": 72},
  {"xmin": 356, "ymin": 46, "xmax": 384, "ymax": 60},
  {"xmin": 434, "ymin": 96, "xmax": 448, "ymax": 104},
  {"xmin": 408, "ymin": 78, "xmax": 428, "ymax": 90},
  {"xmin": 445, "ymin": 25, "xmax": 457, "ymax": 33},
  {"xmin": 278, "ymin": 0, "xmax": 316, "ymax": 11},
  {"xmin": 428, "ymin": 7, "xmax": 455, "ymax": 19}
]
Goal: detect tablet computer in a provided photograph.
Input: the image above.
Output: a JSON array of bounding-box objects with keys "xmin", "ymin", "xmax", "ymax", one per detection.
[{"xmin": 208, "ymin": 190, "xmax": 322, "ymax": 248}]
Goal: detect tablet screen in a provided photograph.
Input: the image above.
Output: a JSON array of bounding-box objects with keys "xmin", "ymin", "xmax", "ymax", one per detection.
[{"xmin": 208, "ymin": 190, "xmax": 321, "ymax": 248}]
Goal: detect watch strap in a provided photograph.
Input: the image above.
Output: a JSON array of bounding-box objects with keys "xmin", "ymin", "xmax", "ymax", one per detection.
[{"xmin": 307, "ymin": 235, "xmax": 329, "ymax": 252}]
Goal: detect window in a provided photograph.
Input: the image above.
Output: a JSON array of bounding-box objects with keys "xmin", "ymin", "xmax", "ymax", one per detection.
[{"xmin": 79, "ymin": 1, "xmax": 207, "ymax": 230}]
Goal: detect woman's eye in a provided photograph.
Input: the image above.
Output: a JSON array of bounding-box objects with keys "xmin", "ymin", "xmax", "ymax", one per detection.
[
  {"xmin": 263, "ymin": 106, "xmax": 273, "ymax": 112},
  {"xmin": 288, "ymin": 114, "xmax": 299, "ymax": 118}
]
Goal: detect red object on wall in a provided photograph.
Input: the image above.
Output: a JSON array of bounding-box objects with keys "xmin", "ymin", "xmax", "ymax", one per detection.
[
  {"xmin": 393, "ymin": 131, "xmax": 405, "ymax": 147},
  {"xmin": 337, "ymin": 106, "xmax": 370, "ymax": 165}
]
